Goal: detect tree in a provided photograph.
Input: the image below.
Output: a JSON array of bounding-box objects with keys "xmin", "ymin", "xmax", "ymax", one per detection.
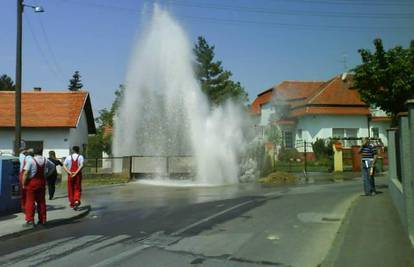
[
  {"xmin": 0, "ymin": 74, "xmax": 15, "ymax": 91},
  {"xmin": 265, "ymin": 125, "xmax": 282, "ymax": 147},
  {"xmin": 193, "ymin": 36, "xmax": 248, "ymax": 106},
  {"xmin": 68, "ymin": 71, "xmax": 83, "ymax": 91},
  {"xmin": 353, "ymin": 39, "xmax": 414, "ymax": 125},
  {"xmin": 87, "ymin": 84, "xmax": 125, "ymax": 157}
]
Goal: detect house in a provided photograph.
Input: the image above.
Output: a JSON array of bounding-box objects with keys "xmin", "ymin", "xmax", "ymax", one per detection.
[
  {"xmin": 251, "ymin": 74, "xmax": 391, "ymax": 153},
  {"xmin": 0, "ymin": 89, "xmax": 96, "ymax": 158}
]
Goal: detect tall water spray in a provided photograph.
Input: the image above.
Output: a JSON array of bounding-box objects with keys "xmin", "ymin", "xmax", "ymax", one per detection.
[{"xmin": 113, "ymin": 6, "xmax": 245, "ymax": 185}]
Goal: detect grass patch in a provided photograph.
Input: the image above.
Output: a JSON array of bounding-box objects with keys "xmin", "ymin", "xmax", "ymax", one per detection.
[{"xmin": 258, "ymin": 171, "xmax": 297, "ymax": 185}]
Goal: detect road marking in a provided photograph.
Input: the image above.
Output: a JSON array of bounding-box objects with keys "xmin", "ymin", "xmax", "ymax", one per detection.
[
  {"xmin": 14, "ymin": 235, "xmax": 102, "ymax": 266},
  {"xmin": 77, "ymin": 234, "xmax": 130, "ymax": 253},
  {"xmin": 90, "ymin": 244, "xmax": 150, "ymax": 267},
  {"xmin": 171, "ymin": 199, "xmax": 254, "ymax": 236},
  {"xmin": 0, "ymin": 237, "xmax": 73, "ymax": 265}
]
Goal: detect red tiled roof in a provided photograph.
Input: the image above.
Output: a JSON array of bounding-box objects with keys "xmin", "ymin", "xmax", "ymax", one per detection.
[
  {"xmin": 251, "ymin": 75, "xmax": 371, "ymax": 117},
  {"xmin": 306, "ymin": 76, "xmax": 365, "ymax": 106},
  {"xmin": 372, "ymin": 116, "xmax": 392, "ymax": 122},
  {"xmin": 0, "ymin": 91, "xmax": 96, "ymax": 133},
  {"xmin": 276, "ymin": 81, "xmax": 325, "ymax": 101},
  {"xmin": 251, "ymin": 88, "xmax": 273, "ymax": 114},
  {"xmin": 291, "ymin": 106, "xmax": 370, "ymax": 117}
]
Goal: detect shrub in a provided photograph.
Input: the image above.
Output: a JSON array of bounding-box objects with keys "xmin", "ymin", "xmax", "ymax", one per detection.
[
  {"xmin": 261, "ymin": 154, "xmax": 273, "ymax": 177},
  {"xmin": 278, "ymin": 147, "xmax": 301, "ymax": 162}
]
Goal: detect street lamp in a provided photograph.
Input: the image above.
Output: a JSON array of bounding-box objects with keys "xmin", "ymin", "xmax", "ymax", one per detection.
[{"xmin": 14, "ymin": 0, "xmax": 44, "ymax": 156}]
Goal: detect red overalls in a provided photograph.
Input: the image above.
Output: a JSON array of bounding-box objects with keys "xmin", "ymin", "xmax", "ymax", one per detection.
[
  {"xmin": 19, "ymin": 158, "xmax": 27, "ymax": 210},
  {"xmin": 68, "ymin": 155, "xmax": 82, "ymax": 208},
  {"xmin": 25, "ymin": 158, "xmax": 47, "ymax": 224}
]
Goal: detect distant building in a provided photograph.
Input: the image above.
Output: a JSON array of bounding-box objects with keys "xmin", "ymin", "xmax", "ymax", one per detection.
[
  {"xmin": 251, "ymin": 74, "xmax": 391, "ymax": 151},
  {"xmin": 0, "ymin": 89, "xmax": 96, "ymax": 158}
]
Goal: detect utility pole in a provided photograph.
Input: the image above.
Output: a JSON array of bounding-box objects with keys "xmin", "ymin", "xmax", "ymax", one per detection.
[
  {"xmin": 14, "ymin": 0, "xmax": 44, "ymax": 156},
  {"xmin": 14, "ymin": 0, "xmax": 23, "ymax": 156}
]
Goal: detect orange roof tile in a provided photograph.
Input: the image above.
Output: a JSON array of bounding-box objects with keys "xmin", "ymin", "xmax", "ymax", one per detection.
[
  {"xmin": 251, "ymin": 75, "xmax": 372, "ymax": 118},
  {"xmin": 275, "ymin": 81, "xmax": 325, "ymax": 100},
  {"xmin": 251, "ymin": 88, "xmax": 273, "ymax": 114},
  {"xmin": 0, "ymin": 91, "xmax": 96, "ymax": 133},
  {"xmin": 291, "ymin": 106, "xmax": 370, "ymax": 117}
]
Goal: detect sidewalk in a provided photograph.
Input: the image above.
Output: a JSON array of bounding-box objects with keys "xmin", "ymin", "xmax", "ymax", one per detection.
[
  {"xmin": 322, "ymin": 181, "xmax": 414, "ymax": 267},
  {"xmin": 0, "ymin": 193, "xmax": 90, "ymax": 240}
]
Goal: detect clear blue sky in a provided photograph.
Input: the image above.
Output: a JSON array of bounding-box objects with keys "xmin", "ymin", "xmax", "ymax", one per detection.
[{"xmin": 1, "ymin": 0, "xmax": 413, "ymax": 114}]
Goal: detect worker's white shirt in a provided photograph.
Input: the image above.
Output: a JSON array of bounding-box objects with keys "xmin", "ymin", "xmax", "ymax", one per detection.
[
  {"xmin": 23, "ymin": 155, "xmax": 55, "ymax": 178},
  {"xmin": 64, "ymin": 153, "xmax": 84, "ymax": 170}
]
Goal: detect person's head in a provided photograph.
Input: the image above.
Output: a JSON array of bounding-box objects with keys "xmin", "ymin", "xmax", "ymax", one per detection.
[
  {"xmin": 33, "ymin": 146, "xmax": 43, "ymax": 156},
  {"xmin": 72, "ymin": 146, "xmax": 80, "ymax": 154},
  {"xmin": 49, "ymin": 150, "xmax": 56, "ymax": 159},
  {"xmin": 26, "ymin": 148, "xmax": 34, "ymax": 157},
  {"xmin": 363, "ymin": 138, "xmax": 370, "ymax": 146}
]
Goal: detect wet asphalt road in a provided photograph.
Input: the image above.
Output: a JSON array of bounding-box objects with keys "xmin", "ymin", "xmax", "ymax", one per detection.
[{"xmin": 0, "ymin": 179, "xmax": 365, "ymax": 267}]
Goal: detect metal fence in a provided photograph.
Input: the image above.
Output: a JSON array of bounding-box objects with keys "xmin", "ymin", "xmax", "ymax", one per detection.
[{"xmin": 82, "ymin": 155, "xmax": 195, "ymax": 178}]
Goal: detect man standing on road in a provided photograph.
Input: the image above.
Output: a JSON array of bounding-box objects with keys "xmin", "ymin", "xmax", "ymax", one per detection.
[
  {"xmin": 22, "ymin": 147, "xmax": 55, "ymax": 227},
  {"xmin": 359, "ymin": 138, "xmax": 377, "ymax": 196},
  {"xmin": 63, "ymin": 146, "xmax": 84, "ymax": 210}
]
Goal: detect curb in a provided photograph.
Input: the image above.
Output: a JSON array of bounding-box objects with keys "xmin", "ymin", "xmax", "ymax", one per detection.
[
  {"xmin": 0, "ymin": 205, "xmax": 91, "ymax": 241},
  {"xmin": 319, "ymin": 194, "xmax": 361, "ymax": 267}
]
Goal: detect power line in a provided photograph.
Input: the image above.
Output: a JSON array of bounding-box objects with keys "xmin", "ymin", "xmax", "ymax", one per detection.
[
  {"xmin": 262, "ymin": 0, "xmax": 414, "ymax": 6},
  {"xmin": 36, "ymin": 15, "xmax": 66, "ymax": 79},
  {"xmin": 54, "ymin": 0, "xmax": 414, "ymax": 32},
  {"xmin": 24, "ymin": 14, "xmax": 65, "ymax": 83},
  {"xmin": 163, "ymin": 0, "xmax": 414, "ymax": 19}
]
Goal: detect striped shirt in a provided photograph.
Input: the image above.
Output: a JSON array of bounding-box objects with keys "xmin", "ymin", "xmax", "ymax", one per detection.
[{"xmin": 360, "ymin": 144, "xmax": 376, "ymax": 160}]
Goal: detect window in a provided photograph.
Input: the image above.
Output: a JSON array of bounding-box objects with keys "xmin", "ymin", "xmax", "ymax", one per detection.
[
  {"xmin": 283, "ymin": 131, "xmax": 293, "ymax": 148},
  {"xmin": 372, "ymin": 128, "xmax": 379, "ymax": 138},
  {"xmin": 297, "ymin": 129, "xmax": 302, "ymax": 140},
  {"xmin": 332, "ymin": 128, "xmax": 358, "ymax": 147}
]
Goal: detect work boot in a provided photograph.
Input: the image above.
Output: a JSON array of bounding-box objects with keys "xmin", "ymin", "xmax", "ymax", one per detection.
[{"xmin": 22, "ymin": 221, "xmax": 35, "ymax": 228}]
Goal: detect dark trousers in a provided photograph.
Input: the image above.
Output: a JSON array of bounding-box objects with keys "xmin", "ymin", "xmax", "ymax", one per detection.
[{"xmin": 47, "ymin": 176, "xmax": 57, "ymax": 199}]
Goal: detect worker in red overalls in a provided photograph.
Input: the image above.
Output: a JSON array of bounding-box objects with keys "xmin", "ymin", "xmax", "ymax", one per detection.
[
  {"xmin": 22, "ymin": 147, "xmax": 54, "ymax": 227},
  {"xmin": 63, "ymin": 146, "xmax": 84, "ymax": 210},
  {"xmin": 18, "ymin": 147, "xmax": 32, "ymax": 211}
]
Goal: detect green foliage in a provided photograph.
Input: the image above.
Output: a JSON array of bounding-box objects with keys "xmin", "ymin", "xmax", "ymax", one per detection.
[
  {"xmin": 353, "ymin": 39, "xmax": 414, "ymax": 124},
  {"xmin": 265, "ymin": 125, "xmax": 282, "ymax": 146},
  {"xmin": 278, "ymin": 148, "xmax": 301, "ymax": 162},
  {"xmin": 312, "ymin": 138, "xmax": 333, "ymax": 160},
  {"xmin": 68, "ymin": 71, "xmax": 83, "ymax": 91},
  {"xmin": 0, "ymin": 74, "xmax": 15, "ymax": 91},
  {"xmin": 89, "ymin": 84, "xmax": 125, "ymax": 157},
  {"xmin": 193, "ymin": 36, "xmax": 248, "ymax": 106},
  {"xmin": 261, "ymin": 154, "xmax": 273, "ymax": 177}
]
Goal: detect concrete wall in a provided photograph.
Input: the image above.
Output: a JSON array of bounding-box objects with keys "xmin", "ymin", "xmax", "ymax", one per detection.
[
  {"xmin": 0, "ymin": 128, "xmax": 70, "ymax": 159},
  {"xmin": 388, "ymin": 100, "xmax": 414, "ymax": 246}
]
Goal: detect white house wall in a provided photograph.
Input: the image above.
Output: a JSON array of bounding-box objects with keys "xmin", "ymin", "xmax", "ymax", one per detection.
[
  {"xmin": 293, "ymin": 115, "xmax": 370, "ymax": 152},
  {"xmin": 69, "ymin": 110, "xmax": 89, "ymax": 152},
  {"xmin": 0, "ymin": 128, "xmax": 70, "ymax": 159},
  {"xmin": 370, "ymin": 121, "xmax": 390, "ymax": 146},
  {"xmin": 260, "ymin": 102, "xmax": 275, "ymax": 126}
]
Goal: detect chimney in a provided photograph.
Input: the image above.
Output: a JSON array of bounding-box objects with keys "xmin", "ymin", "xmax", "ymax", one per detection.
[{"xmin": 33, "ymin": 87, "xmax": 42, "ymax": 92}]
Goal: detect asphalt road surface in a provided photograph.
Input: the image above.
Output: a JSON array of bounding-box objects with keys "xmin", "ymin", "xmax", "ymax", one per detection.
[{"xmin": 0, "ymin": 179, "xmax": 363, "ymax": 267}]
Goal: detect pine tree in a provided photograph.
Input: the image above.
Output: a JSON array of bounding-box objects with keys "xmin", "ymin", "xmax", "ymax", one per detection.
[
  {"xmin": 68, "ymin": 71, "xmax": 83, "ymax": 91},
  {"xmin": 0, "ymin": 74, "xmax": 15, "ymax": 91},
  {"xmin": 194, "ymin": 36, "xmax": 248, "ymax": 106}
]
